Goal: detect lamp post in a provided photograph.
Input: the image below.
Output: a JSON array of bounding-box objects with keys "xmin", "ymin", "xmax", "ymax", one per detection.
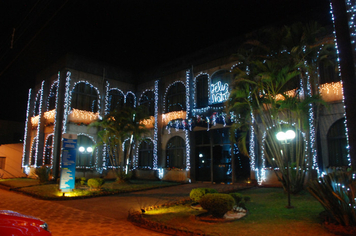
[{"xmin": 276, "ymin": 129, "xmax": 295, "ymax": 209}]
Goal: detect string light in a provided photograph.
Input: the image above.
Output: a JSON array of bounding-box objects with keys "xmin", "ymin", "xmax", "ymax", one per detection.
[
  {"xmin": 330, "ymin": 2, "xmax": 351, "ymax": 167},
  {"xmin": 22, "ymin": 88, "xmax": 32, "ymax": 167},
  {"xmin": 186, "ymin": 70, "xmax": 191, "ymax": 171},
  {"xmin": 62, "ymin": 71, "xmax": 72, "ymax": 134},
  {"xmin": 154, "ymin": 80, "xmax": 159, "ymax": 169},
  {"xmin": 33, "ymin": 80, "xmax": 45, "ymax": 167}
]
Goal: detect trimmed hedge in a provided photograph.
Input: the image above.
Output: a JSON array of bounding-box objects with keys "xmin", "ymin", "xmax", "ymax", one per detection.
[
  {"xmin": 189, "ymin": 188, "xmax": 218, "ymax": 203},
  {"xmin": 87, "ymin": 178, "xmax": 105, "ymax": 189},
  {"xmin": 200, "ymin": 193, "xmax": 235, "ymax": 218}
]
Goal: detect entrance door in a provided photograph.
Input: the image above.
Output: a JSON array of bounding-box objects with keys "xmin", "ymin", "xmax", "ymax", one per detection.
[
  {"xmin": 213, "ymin": 144, "xmax": 232, "ymax": 183},
  {"xmin": 196, "ymin": 146, "xmax": 211, "ymax": 181}
]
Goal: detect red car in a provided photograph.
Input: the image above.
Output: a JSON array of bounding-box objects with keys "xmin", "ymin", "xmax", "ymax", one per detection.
[{"xmin": 0, "ymin": 210, "xmax": 51, "ymax": 236}]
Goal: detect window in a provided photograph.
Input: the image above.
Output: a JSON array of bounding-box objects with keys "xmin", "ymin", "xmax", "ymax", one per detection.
[
  {"xmin": 0, "ymin": 157, "xmax": 5, "ymax": 169},
  {"xmin": 210, "ymin": 70, "xmax": 232, "ymax": 105},
  {"xmin": 71, "ymin": 83, "xmax": 98, "ymax": 112},
  {"xmin": 328, "ymin": 118, "xmax": 348, "ymax": 167},
  {"xmin": 138, "ymin": 139, "xmax": 154, "ymax": 169},
  {"xmin": 47, "ymin": 82, "xmax": 58, "ymax": 111},
  {"xmin": 196, "ymin": 74, "xmax": 209, "ymax": 108},
  {"xmin": 166, "ymin": 136, "xmax": 185, "ymax": 169},
  {"xmin": 44, "ymin": 135, "xmax": 53, "ymax": 165},
  {"xmin": 108, "ymin": 89, "xmax": 124, "ymax": 112},
  {"xmin": 126, "ymin": 93, "xmax": 136, "ymax": 108},
  {"xmin": 139, "ymin": 91, "xmax": 155, "ymax": 116},
  {"xmin": 30, "ymin": 140, "xmax": 36, "ymax": 166},
  {"xmin": 166, "ymin": 83, "xmax": 186, "ymax": 112},
  {"xmin": 33, "ymin": 91, "xmax": 41, "ymax": 116},
  {"xmin": 76, "ymin": 135, "xmax": 95, "ymax": 167}
]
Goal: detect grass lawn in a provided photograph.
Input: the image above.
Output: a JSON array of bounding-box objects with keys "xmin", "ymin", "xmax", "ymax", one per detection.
[
  {"xmin": 0, "ymin": 178, "xmax": 181, "ymax": 199},
  {"xmin": 143, "ymin": 187, "xmax": 335, "ymax": 236}
]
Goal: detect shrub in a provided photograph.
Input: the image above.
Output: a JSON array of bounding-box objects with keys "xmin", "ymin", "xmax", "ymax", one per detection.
[
  {"xmin": 116, "ymin": 170, "xmax": 132, "ymax": 183},
  {"xmin": 190, "ymin": 188, "xmax": 218, "ymax": 203},
  {"xmin": 35, "ymin": 166, "xmax": 50, "ymax": 183},
  {"xmin": 307, "ymin": 171, "xmax": 356, "ymax": 226},
  {"xmin": 229, "ymin": 193, "xmax": 243, "ymax": 205},
  {"xmin": 200, "ymin": 193, "xmax": 235, "ymax": 218},
  {"xmin": 87, "ymin": 178, "xmax": 105, "ymax": 190},
  {"xmin": 80, "ymin": 177, "xmax": 86, "ymax": 185}
]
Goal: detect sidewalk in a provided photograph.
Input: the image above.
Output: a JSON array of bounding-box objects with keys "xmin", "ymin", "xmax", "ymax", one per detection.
[{"xmin": 0, "ymin": 182, "xmax": 253, "ymax": 236}]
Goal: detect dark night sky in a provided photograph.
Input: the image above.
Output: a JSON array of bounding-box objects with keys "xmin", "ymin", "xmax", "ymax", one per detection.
[{"xmin": 0, "ymin": 0, "xmax": 331, "ymax": 122}]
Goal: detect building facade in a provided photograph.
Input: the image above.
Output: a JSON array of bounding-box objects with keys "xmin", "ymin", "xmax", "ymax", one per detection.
[{"xmin": 22, "ymin": 48, "xmax": 347, "ymax": 184}]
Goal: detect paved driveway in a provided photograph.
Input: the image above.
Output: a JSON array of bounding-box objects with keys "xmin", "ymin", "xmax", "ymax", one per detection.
[{"xmin": 0, "ymin": 183, "xmax": 248, "ymax": 236}]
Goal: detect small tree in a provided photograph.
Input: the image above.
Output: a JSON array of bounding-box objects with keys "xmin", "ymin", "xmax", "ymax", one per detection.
[{"xmin": 91, "ymin": 106, "xmax": 149, "ymax": 181}]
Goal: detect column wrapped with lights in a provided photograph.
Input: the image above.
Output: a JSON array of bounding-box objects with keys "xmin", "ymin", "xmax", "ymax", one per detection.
[
  {"xmin": 185, "ymin": 70, "xmax": 191, "ymax": 170},
  {"xmin": 34, "ymin": 80, "xmax": 45, "ymax": 167},
  {"xmin": 153, "ymin": 80, "xmax": 159, "ymax": 169},
  {"xmin": 22, "ymin": 88, "xmax": 32, "ymax": 167},
  {"xmin": 62, "ymin": 71, "xmax": 71, "ymax": 134},
  {"xmin": 330, "ymin": 1, "xmax": 352, "ymax": 167}
]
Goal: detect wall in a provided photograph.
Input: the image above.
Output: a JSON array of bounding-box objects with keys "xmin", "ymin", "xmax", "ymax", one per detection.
[{"xmin": 0, "ymin": 143, "xmax": 27, "ymax": 178}]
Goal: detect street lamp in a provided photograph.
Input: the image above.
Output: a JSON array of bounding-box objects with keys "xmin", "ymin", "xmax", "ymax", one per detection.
[{"xmin": 276, "ymin": 129, "xmax": 295, "ymax": 209}]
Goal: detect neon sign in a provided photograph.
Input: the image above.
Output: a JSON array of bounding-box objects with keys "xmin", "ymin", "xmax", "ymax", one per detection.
[{"xmin": 211, "ymin": 81, "xmax": 229, "ymax": 104}]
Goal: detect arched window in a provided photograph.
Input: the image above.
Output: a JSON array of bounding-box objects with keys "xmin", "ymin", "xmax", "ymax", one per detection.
[
  {"xmin": 210, "ymin": 70, "xmax": 232, "ymax": 105},
  {"xmin": 138, "ymin": 139, "xmax": 153, "ymax": 169},
  {"xmin": 30, "ymin": 139, "xmax": 37, "ymax": 166},
  {"xmin": 108, "ymin": 89, "xmax": 124, "ymax": 112},
  {"xmin": 166, "ymin": 83, "xmax": 186, "ymax": 112},
  {"xmin": 33, "ymin": 91, "xmax": 41, "ymax": 116},
  {"xmin": 44, "ymin": 135, "xmax": 53, "ymax": 165},
  {"xmin": 126, "ymin": 93, "xmax": 136, "ymax": 108},
  {"xmin": 196, "ymin": 74, "xmax": 209, "ymax": 108},
  {"xmin": 71, "ymin": 83, "xmax": 98, "ymax": 112},
  {"xmin": 139, "ymin": 91, "xmax": 155, "ymax": 116},
  {"xmin": 77, "ymin": 135, "xmax": 95, "ymax": 167},
  {"xmin": 166, "ymin": 136, "xmax": 185, "ymax": 169},
  {"xmin": 328, "ymin": 118, "xmax": 348, "ymax": 167},
  {"xmin": 47, "ymin": 82, "xmax": 58, "ymax": 111}
]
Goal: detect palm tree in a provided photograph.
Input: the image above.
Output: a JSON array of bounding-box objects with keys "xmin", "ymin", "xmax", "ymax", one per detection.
[
  {"xmin": 227, "ymin": 22, "xmax": 330, "ymax": 193},
  {"xmin": 91, "ymin": 106, "xmax": 149, "ymax": 181}
]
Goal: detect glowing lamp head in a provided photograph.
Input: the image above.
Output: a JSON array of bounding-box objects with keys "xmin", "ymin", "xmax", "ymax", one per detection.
[
  {"xmin": 79, "ymin": 146, "xmax": 85, "ymax": 152},
  {"xmin": 276, "ymin": 129, "xmax": 296, "ymax": 143},
  {"xmin": 87, "ymin": 147, "xmax": 93, "ymax": 153}
]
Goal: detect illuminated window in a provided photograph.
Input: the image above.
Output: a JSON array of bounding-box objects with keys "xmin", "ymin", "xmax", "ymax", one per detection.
[
  {"xmin": 138, "ymin": 139, "xmax": 153, "ymax": 169},
  {"xmin": 210, "ymin": 70, "xmax": 232, "ymax": 105},
  {"xmin": 166, "ymin": 83, "xmax": 186, "ymax": 112},
  {"xmin": 0, "ymin": 157, "xmax": 5, "ymax": 169},
  {"xmin": 108, "ymin": 90, "xmax": 124, "ymax": 112},
  {"xmin": 166, "ymin": 136, "xmax": 185, "ymax": 169},
  {"xmin": 71, "ymin": 83, "xmax": 98, "ymax": 112},
  {"xmin": 196, "ymin": 74, "xmax": 209, "ymax": 108},
  {"xmin": 44, "ymin": 135, "xmax": 53, "ymax": 165},
  {"xmin": 139, "ymin": 91, "xmax": 155, "ymax": 116},
  {"xmin": 328, "ymin": 118, "xmax": 348, "ymax": 167},
  {"xmin": 76, "ymin": 135, "xmax": 95, "ymax": 167}
]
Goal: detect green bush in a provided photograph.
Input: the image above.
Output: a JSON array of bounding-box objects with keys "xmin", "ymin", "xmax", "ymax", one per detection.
[
  {"xmin": 229, "ymin": 193, "xmax": 251, "ymax": 208},
  {"xmin": 190, "ymin": 188, "xmax": 218, "ymax": 203},
  {"xmin": 80, "ymin": 177, "xmax": 86, "ymax": 185},
  {"xmin": 229, "ymin": 193, "xmax": 243, "ymax": 204},
  {"xmin": 87, "ymin": 178, "xmax": 105, "ymax": 190},
  {"xmin": 307, "ymin": 171, "xmax": 356, "ymax": 226},
  {"xmin": 35, "ymin": 166, "xmax": 50, "ymax": 183},
  {"xmin": 200, "ymin": 193, "xmax": 235, "ymax": 218}
]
